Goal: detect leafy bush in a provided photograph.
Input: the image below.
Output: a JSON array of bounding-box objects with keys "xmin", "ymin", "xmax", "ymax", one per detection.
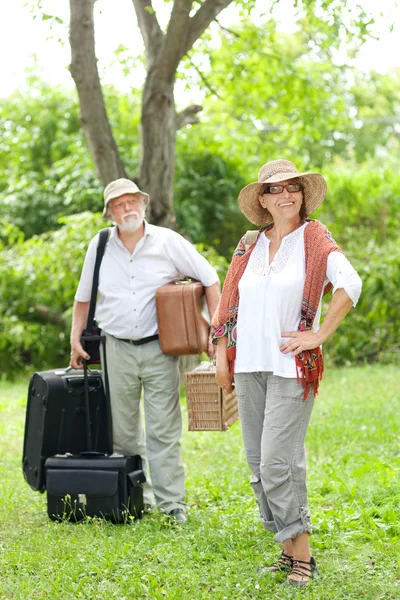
[
  {"xmin": 0, "ymin": 80, "xmax": 140, "ymax": 238},
  {"xmin": 194, "ymin": 243, "xmax": 229, "ymax": 285},
  {"xmin": 314, "ymin": 163, "xmax": 400, "ymax": 251},
  {"xmin": 0, "ymin": 213, "xmax": 103, "ymax": 374},
  {"xmin": 324, "ymin": 238, "xmax": 400, "ymax": 366},
  {"xmin": 174, "ymin": 148, "xmax": 249, "ymax": 258}
]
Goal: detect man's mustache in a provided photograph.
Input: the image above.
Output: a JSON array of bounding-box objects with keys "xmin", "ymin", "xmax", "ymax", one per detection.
[{"xmin": 122, "ymin": 211, "xmax": 140, "ymax": 219}]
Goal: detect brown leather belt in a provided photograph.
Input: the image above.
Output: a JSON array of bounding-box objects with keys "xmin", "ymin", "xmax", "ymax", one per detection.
[{"xmin": 117, "ymin": 334, "xmax": 159, "ymax": 346}]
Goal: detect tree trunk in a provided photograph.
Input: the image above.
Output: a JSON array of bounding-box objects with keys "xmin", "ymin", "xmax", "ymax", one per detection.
[
  {"xmin": 138, "ymin": 69, "xmax": 177, "ymax": 227},
  {"xmin": 69, "ymin": 0, "xmax": 127, "ymax": 185}
]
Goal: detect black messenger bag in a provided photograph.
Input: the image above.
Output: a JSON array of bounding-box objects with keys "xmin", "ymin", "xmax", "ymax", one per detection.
[{"xmin": 45, "ymin": 452, "xmax": 145, "ymax": 523}]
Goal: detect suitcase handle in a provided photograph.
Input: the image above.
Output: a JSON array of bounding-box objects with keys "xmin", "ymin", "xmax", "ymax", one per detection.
[
  {"xmin": 64, "ymin": 365, "xmax": 97, "ymax": 374},
  {"xmin": 79, "ymin": 451, "xmax": 107, "ymax": 458},
  {"xmin": 128, "ymin": 470, "xmax": 146, "ymax": 487}
]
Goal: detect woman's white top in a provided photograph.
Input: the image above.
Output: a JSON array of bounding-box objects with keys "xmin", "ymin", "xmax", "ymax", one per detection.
[{"xmin": 235, "ymin": 222, "xmax": 362, "ymax": 377}]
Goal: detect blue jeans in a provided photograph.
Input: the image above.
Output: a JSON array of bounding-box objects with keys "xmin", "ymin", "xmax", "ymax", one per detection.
[{"xmin": 235, "ymin": 372, "xmax": 315, "ymax": 543}]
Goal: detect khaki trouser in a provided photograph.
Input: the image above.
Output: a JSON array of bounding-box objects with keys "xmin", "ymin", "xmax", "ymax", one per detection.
[
  {"xmin": 101, "ymin": 333, "xmax": 185, "ymax": 512},
  {"xmin": 235, "ymin": 372, "xmax": 315, "ymax": 543}
]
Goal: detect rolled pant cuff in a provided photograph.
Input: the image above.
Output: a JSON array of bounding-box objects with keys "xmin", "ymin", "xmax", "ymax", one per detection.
[
  {"xmin": 260, "ymin": 515, "xmax": 278, "ymax": 533},
  {"xmin": 273, "ymin": 518, "xmax": 312, "ymax": 544}
]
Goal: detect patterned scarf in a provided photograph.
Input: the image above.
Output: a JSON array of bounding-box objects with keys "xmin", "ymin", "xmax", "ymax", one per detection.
[{"xmin": 211, "ymin": 220, "xmax": 341, "ymax": 399}]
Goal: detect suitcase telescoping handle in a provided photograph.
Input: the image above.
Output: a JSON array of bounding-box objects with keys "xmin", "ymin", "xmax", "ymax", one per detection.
[
  {"xmin": 82, "ymin": 335, "xmax": 112, "ymax": 453},
  {"xmin": 83, "ymin": 358, "xmax": 94, "ymax": 451}
]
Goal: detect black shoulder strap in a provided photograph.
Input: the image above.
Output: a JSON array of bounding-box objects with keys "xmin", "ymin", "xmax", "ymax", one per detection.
[{"xmin": 86, "ymin": 228, "xmax": 111, "ymax": 333}]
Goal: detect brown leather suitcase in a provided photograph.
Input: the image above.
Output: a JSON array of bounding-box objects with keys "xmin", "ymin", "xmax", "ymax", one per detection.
[{"xmin": 155, "ymin": 279, "xmax": 209, "ymax": 355}]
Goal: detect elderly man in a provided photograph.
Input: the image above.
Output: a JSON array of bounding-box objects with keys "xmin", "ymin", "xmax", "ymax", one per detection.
[{"xmin": 70, "ymin": 178, "xmax": 220, "ymax": 524}]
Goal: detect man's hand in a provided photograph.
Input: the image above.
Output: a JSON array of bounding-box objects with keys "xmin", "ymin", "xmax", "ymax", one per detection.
[
  {"xmin": 280, "ymin": 331, "xmax": 322, "ymax": 357},
  {"xmin": 70, "ymin": 340, "xmax": 90, "ymax": 369}
]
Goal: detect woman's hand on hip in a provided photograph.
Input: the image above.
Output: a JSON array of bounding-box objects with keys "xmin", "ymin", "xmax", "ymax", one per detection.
[{"xmin": 280, "ymin": 331, "xmax": 322, "ymax": 357}]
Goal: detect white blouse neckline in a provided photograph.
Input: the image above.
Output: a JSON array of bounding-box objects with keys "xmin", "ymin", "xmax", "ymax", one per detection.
[{"xmin": 249, "ymin": 222, "xmax": 308, "ymax": 277}]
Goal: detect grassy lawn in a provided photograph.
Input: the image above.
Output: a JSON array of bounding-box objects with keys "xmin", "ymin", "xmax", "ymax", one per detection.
[{"xmin": 0, "ymin": 364, "xmax": 399, "ymax": 599}]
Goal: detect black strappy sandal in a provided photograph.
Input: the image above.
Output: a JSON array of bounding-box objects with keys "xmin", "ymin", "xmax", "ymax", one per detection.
[
  {"xmin": 287, "ymin": 556, "xmax": 319, "ymax": 587},
  {"xmin": 258, "ymin": 551, "xmax": 294, "ymax": 575}
]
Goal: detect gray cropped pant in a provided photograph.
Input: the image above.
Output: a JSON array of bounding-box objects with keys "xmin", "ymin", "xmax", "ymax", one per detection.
[{"xmin": 234, "ymin": 372, "xmax": 314, "ymax": 543}]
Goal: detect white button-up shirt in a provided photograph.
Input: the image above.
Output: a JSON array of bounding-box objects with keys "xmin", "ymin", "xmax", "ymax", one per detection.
[
  {"xmin": 235, "ymin": 222, "xmax": 362, "ymax": 377},
  {"xmin": 75, "ymin": 221, "xmax": 219, "ymax": 339}
]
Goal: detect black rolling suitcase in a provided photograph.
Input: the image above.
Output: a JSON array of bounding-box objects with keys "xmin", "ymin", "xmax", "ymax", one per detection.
[
  {"xmin": 22, "ymin": 228, "xmax": 112, "ymax": 492},
  {"xmin": 23, "ymin": 366, "xmax": 112, "ymax": 492},
  {"xmin": 44, "ymin": 360, "xmax": 146, "ymax": 523}
]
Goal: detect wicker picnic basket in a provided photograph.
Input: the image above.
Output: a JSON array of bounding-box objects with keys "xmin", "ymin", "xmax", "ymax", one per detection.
[{"xmin": 185, "ymin": 362, "xmax": 239, "ymax": 431}]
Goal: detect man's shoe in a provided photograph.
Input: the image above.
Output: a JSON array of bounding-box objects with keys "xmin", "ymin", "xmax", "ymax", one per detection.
[
  {"xmin": 143, "ymin": 503, "xmax": 154, "ymax": 514},
  {"xmin": 167, "ymin": 508, "xmax": 187, "ymax": 524}
]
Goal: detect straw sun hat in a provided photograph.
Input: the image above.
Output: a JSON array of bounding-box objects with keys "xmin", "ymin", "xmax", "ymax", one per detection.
[{"xmin": 238, "ymin": 159, "xmax": 327, "ymax": 226}]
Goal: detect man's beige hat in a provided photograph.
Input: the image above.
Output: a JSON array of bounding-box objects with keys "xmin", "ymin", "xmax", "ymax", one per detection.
[
  {"xmin": 103, "ymin": 178, "xmax": 150, "ymax": 218},
  {"xmin": 238, "ymin": 159, "xmax": 327, "ymax": 226}
]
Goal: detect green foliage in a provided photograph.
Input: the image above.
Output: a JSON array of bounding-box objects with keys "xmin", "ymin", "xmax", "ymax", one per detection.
[
  {"xmin": 180, "ymin": 21, "xmax": 400, "ymax": 172},
  {"xmin": 314, "ymin": 163, "xmax": 400, "ymax": 250},
  {"xmin": 1, "ymin": 366, "xmax": 400, "ymax": 598},
  {"xmin": 194, "ymin": 243, "xmax": 230, "ymax": 285},
  {"xmin": 324, "ymin": 238, "xmax": 400, "ymax": 366},
  {"xmin": 350, "ymin": 71, "xmax": 400, "ymax": 163},
  {"xmin": 0, "ymin": 318, "xmax": 64, "ymax": 375},
  {"xmin": 181, "ymin": 21, "xmax": 352, "ymax": 170},
  {"xmin": 0, "ymin": 213, "xmax": 103, "ymax": 374},
  {"xmin": 0, "ymin": 80, "xmax": 140, "ymax": 238},
  {"xmin": 0, "ymin": 219, "xmax": 25, "ymax": 250},
  {"xmin": 174, "ymin": 147, "xmax": 248, "ymax": 257}
]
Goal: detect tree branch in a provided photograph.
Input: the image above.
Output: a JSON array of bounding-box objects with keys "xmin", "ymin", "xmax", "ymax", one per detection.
[
  {"xmin": 175, "ymin": 104, "xmax": 203, "ymax": 130},
  {"xmin": 158, "ymin": 0, "xmax": 193, "ymax": 80},
  {"xmin": 131, "ymin": 0, "xmax": 163, "ymax": 65},
  {"xmin": 182, "ymin": 0, "xmax": 234, "ymax": 58},
  {"xmin": 69, "ymin": 0, "xmax": 127, "ymax": 185},
  {"xmin": 214, "ymin": 17, "xmax": 241, "ymax": 38},
  {"xmin": 188, "ymin": 58, "xmax": 221, "ymax": 98}
]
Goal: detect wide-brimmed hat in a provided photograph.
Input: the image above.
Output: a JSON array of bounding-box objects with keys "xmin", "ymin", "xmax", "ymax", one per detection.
[
  {"xmin": 103, "ymin": 178, "xmax": 150, "ymax": 218},
  {"xmin": 238, "ymin": 159, "xmax": 327, "ymax": 226}
]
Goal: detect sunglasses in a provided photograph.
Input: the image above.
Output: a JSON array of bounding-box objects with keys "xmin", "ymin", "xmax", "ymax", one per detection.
[{"xmin": 263, "ymin": 183, "xmax": 303, "ymax": 195}]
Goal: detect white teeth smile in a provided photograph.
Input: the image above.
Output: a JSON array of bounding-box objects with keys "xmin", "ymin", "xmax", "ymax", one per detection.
[{"xmin": 279, "ymin": 202, "xmax": 294, "ymax": 207}]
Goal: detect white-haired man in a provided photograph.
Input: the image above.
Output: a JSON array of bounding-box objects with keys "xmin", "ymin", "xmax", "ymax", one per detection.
[{"xmin": 70, "ymin": 178, "xmax": 221, "ymax": 524}]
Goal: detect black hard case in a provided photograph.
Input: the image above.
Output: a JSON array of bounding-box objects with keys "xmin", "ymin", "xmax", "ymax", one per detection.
[
  {"xmin": 23, "ymin": 367, "xmax": 112, "ymax": 492},
  {"xmin": 45, "ymin": 454, "xmax": 145, "ymax": 523}
]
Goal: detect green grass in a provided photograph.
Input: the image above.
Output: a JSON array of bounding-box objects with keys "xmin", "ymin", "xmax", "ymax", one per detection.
[{"xmin": 0, "ymin": 365, "xmax": 399, "ymax": 599}]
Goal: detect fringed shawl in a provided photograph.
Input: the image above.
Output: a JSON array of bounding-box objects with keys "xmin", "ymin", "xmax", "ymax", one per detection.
[{"xmin": 211, "ymin": 220, "xmax": 341, "ymax": 399}]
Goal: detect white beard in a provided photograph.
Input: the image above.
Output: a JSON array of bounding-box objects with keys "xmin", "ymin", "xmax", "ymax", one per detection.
[{"xmin": 116, "ymin": 210, "xmax": 144, "ymax": 232}]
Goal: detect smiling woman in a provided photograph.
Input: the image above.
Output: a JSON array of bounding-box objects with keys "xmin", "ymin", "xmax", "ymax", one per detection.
[
  {"xmin": 260, "ymin": 179, "xmax": 306, "ymax": 224},
  {"xmin": 212, "ymin": 158, "xmax": 362, "ymax": 587}
]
